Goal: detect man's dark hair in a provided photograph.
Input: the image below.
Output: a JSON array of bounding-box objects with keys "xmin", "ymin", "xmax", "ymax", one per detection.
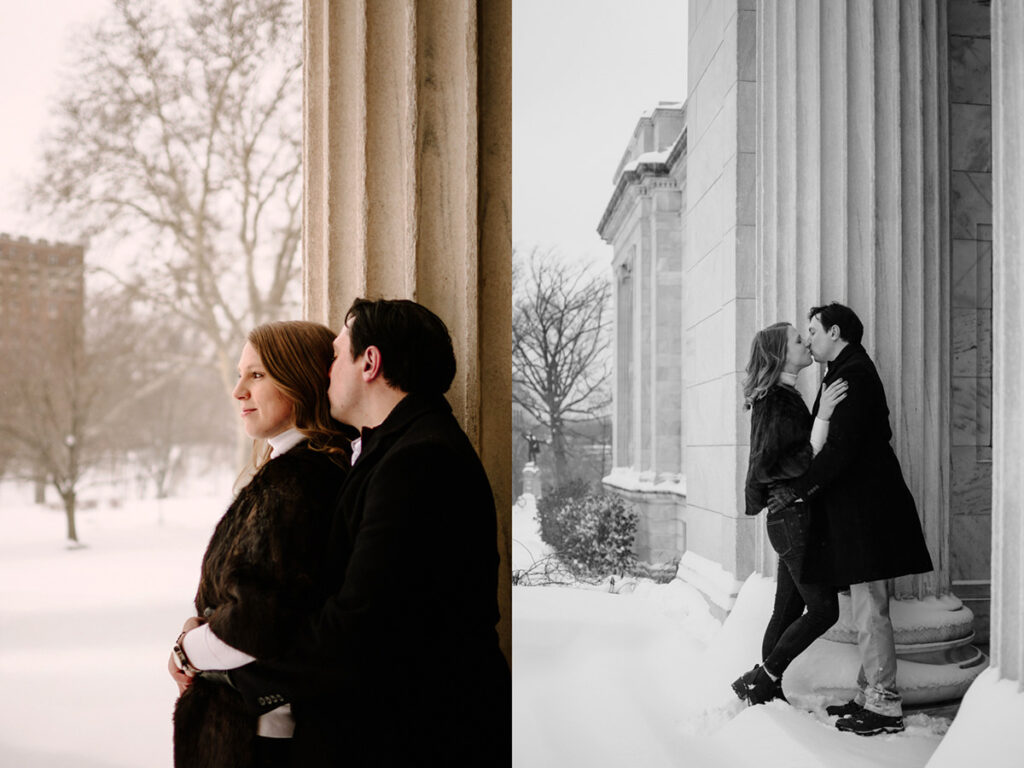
[
  {"xmin": 344, "ymin": 298, "xmax": 456, "ymax": 395},
  {"xmin": 808, "ymin": 302, "xmax": 864, "ymax": 345}
]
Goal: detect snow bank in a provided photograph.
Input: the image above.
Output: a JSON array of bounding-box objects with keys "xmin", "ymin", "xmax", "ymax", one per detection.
[
  {"xmin": 925, "ymin": 667, "xmax": 1024, "ymax": 767},
  {"xmin": 514, "ymin": 572, "xmax": 947, "ymax": 768}
]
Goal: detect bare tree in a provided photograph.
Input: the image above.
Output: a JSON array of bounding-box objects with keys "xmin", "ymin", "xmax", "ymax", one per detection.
[
  {"xmin": 1, "ymin": 291, "xmax": 132, "ymax": 543},
  {"xmin": 512, "ymin": 248, "xmax": 611, "ymax": 489},
  {"xmin": 33, "ymin": 0, "xmax": 302, "ymax": 393}
]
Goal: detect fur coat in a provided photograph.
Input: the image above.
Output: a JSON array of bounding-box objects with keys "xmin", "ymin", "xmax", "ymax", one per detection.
[
  {"xmin": 173, "ymin": 443, "xmax": 347, "ymax": 768},
  {"xmin": 744, "ymin": 383, "xmax": 813, "ymax": 517}
]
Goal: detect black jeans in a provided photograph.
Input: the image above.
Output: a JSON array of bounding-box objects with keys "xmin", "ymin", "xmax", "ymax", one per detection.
[{"xmin": 761, "ymin": 503, "xmax": 839, "ymax": 677}]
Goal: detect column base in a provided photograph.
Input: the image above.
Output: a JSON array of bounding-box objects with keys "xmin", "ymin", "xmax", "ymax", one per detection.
[{"xmin": 787, "ymin": 592, "xmax": 987, "ymax": 705}]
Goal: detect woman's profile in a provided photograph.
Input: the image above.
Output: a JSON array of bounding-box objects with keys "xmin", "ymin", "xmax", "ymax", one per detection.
[
  {"xmin": 730, "ymin": 321, "xmax": 847, "ymax": 705},
  {"xmin": 167, "ymin": 320, "xmax": 350, "ymax": 768}
]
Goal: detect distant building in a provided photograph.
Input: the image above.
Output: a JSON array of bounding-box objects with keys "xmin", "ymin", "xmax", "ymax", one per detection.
[
  {"xmin": 0, "ymin": 234, "xmax": 85, "ymax": 355},
  {"xmin": 598, "ymin": 102, "xmax": 687, "ymax": 565}
]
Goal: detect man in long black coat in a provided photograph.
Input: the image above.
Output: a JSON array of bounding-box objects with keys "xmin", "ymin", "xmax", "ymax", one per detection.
[
  {"xmin": 769, "ymin": 302, "xmax": 932, "ymax": 737},
  {"xmin": 231, "ymin": 298, "xmax": 511, "ymax": 766}
]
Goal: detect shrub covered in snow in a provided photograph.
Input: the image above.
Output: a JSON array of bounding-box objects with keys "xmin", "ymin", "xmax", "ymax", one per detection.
[{"xmin": 538, "ymin": 483, "xmax": 638, "ymax": 577}]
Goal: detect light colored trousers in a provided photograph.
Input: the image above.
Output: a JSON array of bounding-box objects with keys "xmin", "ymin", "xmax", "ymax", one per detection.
[{"xmin": 850, "ymin": 579, "xmax": 903, "ymax": 717}]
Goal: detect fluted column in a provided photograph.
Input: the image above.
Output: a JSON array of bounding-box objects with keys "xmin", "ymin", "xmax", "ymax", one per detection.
[
  {"xmin": 990, "ymin": 0, "xmax": 1024, "ymax": 686},
  {"xmin": 302, "ymin": 0, "xmax": 511, "ymax": 661},
  {"xmin": 757, "ymin": 0, "xmax": 951, "ymax": 601}
]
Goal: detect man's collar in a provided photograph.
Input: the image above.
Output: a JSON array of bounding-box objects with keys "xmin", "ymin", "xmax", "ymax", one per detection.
[
  {"xmin": 353, "ymin": 392, "xmax": 451, "ymax": 462},
  {"xmin": 826, "ymin": 342, "xmax": 861, "ymax": 372}
]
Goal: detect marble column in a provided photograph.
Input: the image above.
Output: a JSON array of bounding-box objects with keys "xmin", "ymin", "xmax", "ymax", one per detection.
[
  {"xmin": 926, "ymin": 4, "xmax": 1024, "ymax": 762},
  {"xmin": 756, "ymin": 0, "xmax": 984, "ymax": 702},
  {"xmin": 614, "ymin": 261, "xmax": 635, "ymax": 469},
  {"xmin": 759, "ymin": 0, "xmax": 951, "ymax": 594},
  {"xmin": 302, "ymin": 0, "xmax": 511, "ymax": 662},
  {"xmin": 990, "ymin": 0, "xmax": 1024, "ymax": 686}
]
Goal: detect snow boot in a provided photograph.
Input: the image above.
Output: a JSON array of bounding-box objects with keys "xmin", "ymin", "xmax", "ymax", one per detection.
[
  {"xmin": 825, "ymin": 699, "xmax": 863, "ymax": 718},
  {"xmin": 730, "ymin": 665, "xmax": 780, "ymax": 705},
  {"xmin": 835, "ymin": 709, "xmax": 905, "ymax": 736}
]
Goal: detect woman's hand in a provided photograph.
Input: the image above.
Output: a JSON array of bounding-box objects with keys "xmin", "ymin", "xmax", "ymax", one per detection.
[
  {"xmin": 168, "ymin": 615, "xmax": 205, "ymax": 695},
  {"xmin": 817, "ymin": 378, "xmax": 848, "ymax": 421},
  {"xmin": 168, "ymin": 650, "xmax": 194, "ymax": 696}
]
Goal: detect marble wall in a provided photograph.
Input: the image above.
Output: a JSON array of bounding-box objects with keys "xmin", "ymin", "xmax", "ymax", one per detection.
[
  {"xmin": 948, "ymin": 1, "xmax": 993, "ymax": 622},
  {"xmin": 682, "ymin": 0, "xmax": 758, "ymax": 589}
]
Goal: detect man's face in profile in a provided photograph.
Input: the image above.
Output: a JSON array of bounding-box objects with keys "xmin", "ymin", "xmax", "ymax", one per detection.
[
  {"xmin": 328, "ymin": 319, "xmax": 365, "ymax": 427},
  {"xmin": 806, "ymin": 314, "xmax": 840, "ymax": 363}
]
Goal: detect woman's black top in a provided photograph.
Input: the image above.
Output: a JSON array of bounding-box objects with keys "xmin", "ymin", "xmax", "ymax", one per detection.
[{"xmin": 744, "ymin": 383, "xmax": 813, "ymax": 516}]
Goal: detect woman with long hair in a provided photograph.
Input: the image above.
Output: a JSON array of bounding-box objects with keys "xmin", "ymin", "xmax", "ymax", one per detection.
[
  {"xmin": 167, "ymin": 321, "xmax": 350, "ymax": 768},
  {"xmin": 730, "ymin": 321, "xmax": 848, "ymax": 705}
]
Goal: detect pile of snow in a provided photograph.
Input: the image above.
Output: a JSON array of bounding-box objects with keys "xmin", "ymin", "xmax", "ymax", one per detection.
[
  {"xmin": 926, "ymin": 667, "xmax": 1024, "ymax": 768},
  {"xmin": 512, "ymin": 501, "xmax": 953, "ymax": 767}
]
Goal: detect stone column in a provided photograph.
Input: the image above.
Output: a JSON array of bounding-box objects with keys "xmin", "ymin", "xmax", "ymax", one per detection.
[
  {"xmin": 302, "ymin": 0, "xmax": 511, "ymax": 661},
  {"xmin": 758, "ymin": 0, "xmax": 951, "ymax": 594},
  {"xmin": 757, "ymin": 0, "xmax": 985, "ymax": 703},
  {"xmin": 990, "ymin": 0, "xmax": 1024, "ymax": 686},
  {"xmin": 614, "ymin": 260, "xmax": 635, "ymax": 469}
]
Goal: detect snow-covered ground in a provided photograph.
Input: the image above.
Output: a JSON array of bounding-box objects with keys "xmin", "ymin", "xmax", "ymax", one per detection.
[
  {"xmin": 5, "ymin": 480, "xmax": 1023, "ymax": 766},
  {"xmin": 0, "ymin": 477, "xmax": 229, "ymax": 767},
  {"xmin": 513, "ymin": 495, "xmax": 953, "ymax": 768}
]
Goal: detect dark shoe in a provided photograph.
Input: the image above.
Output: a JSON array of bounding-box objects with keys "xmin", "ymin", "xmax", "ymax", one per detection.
[
  {"xmin": 771, "ymin": 678, "xmax": 788, "ymax": 704},
  {"xmin": 826, "ymin": 699, "xmax": 863, "ymax": 717},
  {"xmin": 731, "ymin": 665, "xmax": 780, "ymax": 705},
  {"xmin": 835, "ymin": 709, "xmax": 905, "ymax": 736}
]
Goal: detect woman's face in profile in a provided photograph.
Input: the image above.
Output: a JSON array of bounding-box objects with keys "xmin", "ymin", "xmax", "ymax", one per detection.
[
  {"xmin": 784, "ymin": 325, "xmax": 812, "ymax": 372},
  {"xmin": 232, "ymin": 341, "xmax": 295, "ymax": 439}
]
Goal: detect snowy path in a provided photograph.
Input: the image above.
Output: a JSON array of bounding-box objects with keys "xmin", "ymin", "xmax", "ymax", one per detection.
[{"xmin": 0, "ymin": 483, "xmax": 226, "ymax": 767}]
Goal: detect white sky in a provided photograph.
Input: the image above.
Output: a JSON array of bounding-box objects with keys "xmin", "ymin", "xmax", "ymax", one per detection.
[
  {"xmin": 513, "ymin": 0, "xmax": 688, "ymax": 270},
  {"xmin": 0, "ymin": 0, "xmax": 689, "ymax": 265},
  {"xmin": 0, "ymin": 0, "xmax": 109, "ymax": 242}
]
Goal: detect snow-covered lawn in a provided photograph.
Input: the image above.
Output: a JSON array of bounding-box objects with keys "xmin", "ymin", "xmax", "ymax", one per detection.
[
  {"xmin": 4, "ymin": 483, "xmax": 1022, "ymax": 766},
  {"xmin": 512, "ymin": 495, "xmax": 949, "ymax": 768},
  {"xmin": 0, "ymin": 479, "xmax": 228, "ymax": 767}
]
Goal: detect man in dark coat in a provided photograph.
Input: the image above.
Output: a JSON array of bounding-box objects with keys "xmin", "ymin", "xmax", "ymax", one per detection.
[
  {"xmin": 230, "ymin": 298, "xmax": 511, "ymax": 766},
  {"xmin": 769, "ymin": 302, "xmax": 932, "ymax": 737}
]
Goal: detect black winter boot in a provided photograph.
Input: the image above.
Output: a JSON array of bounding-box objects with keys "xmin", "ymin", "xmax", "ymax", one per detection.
[
  {"xmin": 826, "ymin": 699, "xmax": 863, "ymax": 717},
  {"xmin": 730, "ymin": 665, "xmax": 781, "ymax": 705}
]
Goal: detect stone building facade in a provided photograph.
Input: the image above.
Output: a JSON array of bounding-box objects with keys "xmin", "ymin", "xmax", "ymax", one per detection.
[
  {"xmin": 598, "ymin": 103, "xmax": 687, "ymax": 565},
  {"xmin": 602, "ymin": 0, "xmax": 1024, "ymax": 721}
]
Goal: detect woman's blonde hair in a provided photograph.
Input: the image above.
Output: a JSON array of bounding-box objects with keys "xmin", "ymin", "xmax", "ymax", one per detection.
[
  {"xmin": 246, "ymin": 320, "xmax": 351, "ymax": 467},
  {"xmin": 742, "ymin": 322, "xmax": 791, "ymax": 410}
]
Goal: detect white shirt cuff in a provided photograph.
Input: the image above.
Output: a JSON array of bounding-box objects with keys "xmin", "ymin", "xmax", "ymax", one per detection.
[
  {"xmin": 182, "ymin": 623, "xmax": 256, "ymax": 671},
  {"xmin": 810, "ymin": 417, "xmax": 830, "ymax": 456}
]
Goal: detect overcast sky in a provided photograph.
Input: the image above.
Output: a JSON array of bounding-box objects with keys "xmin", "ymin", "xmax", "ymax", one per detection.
[
  {"xmin": 0, "ymin": 0, "xmax": 689, "ymax": 265},
  {"xmin": 0, "ymin": 0, "xmax": 110, "ymax": 242},
  {"xmin": 513, "ymin": 0, "xmax": 688, "ymax": 270}
]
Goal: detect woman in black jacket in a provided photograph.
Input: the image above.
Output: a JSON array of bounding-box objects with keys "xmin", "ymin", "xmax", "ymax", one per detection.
[
  {"xmin": 167, "ymin": 321, "xmax": 351, "ymax": 768},
  {"xmin": 730, "ymin": 321, "xmax": 847, "ymax": 706}
]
